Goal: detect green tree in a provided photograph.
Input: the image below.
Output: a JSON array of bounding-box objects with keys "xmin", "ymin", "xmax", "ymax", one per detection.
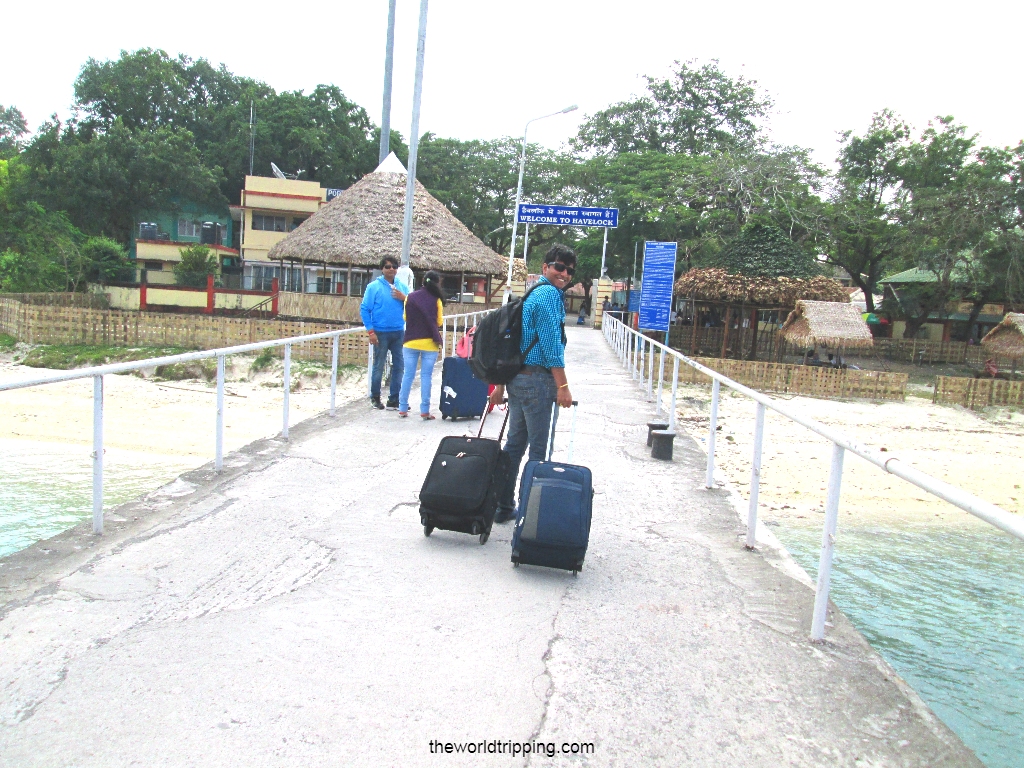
[
  {"xmin": 72, "ymin": 49, "xmax": 388, "ymax": 205},
  {"xmin": 172, "ymin": 244, "xmax": 218, "ymax": 287},
  {"xmin": 573, "ymin": 60, "xmax": 773, "ymax": 156},
  {"xmin": 711, "ymin": 222, "xmax": 821, "ymax": 277},
  {"xmin": 0, "ymin": 105, "xmax": 28, "ymax": 159},
  {"xmin": 22, "ymin": 118, "xmax": 225, "ymax": 243},
  {"xmin": 80, "ymin": 236, "xmax": 131, "ymax": 284},
  {"xmin": 818, "ymin": 111, "xmax": 911, "ymax": 311}
]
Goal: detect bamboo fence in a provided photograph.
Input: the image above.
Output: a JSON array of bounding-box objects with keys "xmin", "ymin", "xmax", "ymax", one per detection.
[
  {"xmin": 639, "ymin": 349, "xmax": 907, "ymax": 401},
  {"xmin": 933, "ymin": 376, "xmax": 1024, "ymax": 410},
  {"xmin": 0, "ymin": 296, "xmax": 369, "ymax": 365}
]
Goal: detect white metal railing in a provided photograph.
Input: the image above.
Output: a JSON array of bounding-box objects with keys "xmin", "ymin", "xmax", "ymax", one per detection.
[
  {"xmin": 1, "ymin": 327, "xmax": 368, "ymax": 536},
  {"xmin": 441, "ymin": 308, "xmax": 493, "ymax": 358},
  {"xmin": 602, "ymin": 315, "xmax": 1024, "ymax": 641}
]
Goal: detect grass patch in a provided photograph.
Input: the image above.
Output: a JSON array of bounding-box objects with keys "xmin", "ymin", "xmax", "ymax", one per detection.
[
  {"xmin": 154, "ymin": 359, "xmax": 218, "ymax": 382},
  {"xmin": 0, "ymin": 333, "xmax": 16, "ymax": 351},
  {"xmin": 250, "ymin": 348, "xmax": 277, "ymax": 374},
  {"xmin": 19, "ymin": 344, "xmax": 196, "ymax": 371}
]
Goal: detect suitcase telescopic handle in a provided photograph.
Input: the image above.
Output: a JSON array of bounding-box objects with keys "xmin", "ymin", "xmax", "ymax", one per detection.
[
  {"xmin": 476, "ymin": 397, "xmax": 510, "ymax": 439},
  {"xmin": 546, "ymin": 400, "xmax": 580, "ymax": 462}
]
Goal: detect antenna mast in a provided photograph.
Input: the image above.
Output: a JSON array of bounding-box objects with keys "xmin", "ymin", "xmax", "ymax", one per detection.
[{"xmin": 248, "ymin": 101, "xmax": 255, "ymax": 176}]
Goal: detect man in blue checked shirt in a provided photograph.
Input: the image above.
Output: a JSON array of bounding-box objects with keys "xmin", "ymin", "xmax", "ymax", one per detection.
[{"xmin": 488, "ymin": 244, "xmax": 576, "ymax": 523}]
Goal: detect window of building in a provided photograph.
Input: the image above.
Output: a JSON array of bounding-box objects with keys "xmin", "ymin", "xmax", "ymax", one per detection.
[
  {"xmin": 350, "ymin": 270, "xmax": 369, "ymax": 297},
  {"xmin": 316, "ymin": 277, "xmax": 333, "ymax": 294},
  {"xmin": 334, "ymin": 271, "xmax": 348, "ymax": 295},
  {"xmin": 178, "ymin": 218, "xmax": 201, "ymax": 239},
  {"xmin": 290, "ymin": 217, "xmax": 307, "ymax": 231},
  {"xmin": 252, "ymin": 213, "xmax": 288, "ymax": 232},
  {"xmin": 144, "ymin": 261, "xmax": 163, "ymax": 271}
]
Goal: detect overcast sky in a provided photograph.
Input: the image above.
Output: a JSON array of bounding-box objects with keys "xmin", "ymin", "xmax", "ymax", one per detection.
[{"xmin": 4, "ymin": 0, "xmax": 1022, "ymax": 169}]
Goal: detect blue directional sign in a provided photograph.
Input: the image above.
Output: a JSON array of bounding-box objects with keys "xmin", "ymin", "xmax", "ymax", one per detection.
[
  {"xmin": 627, "ymin": 291, "xmax": 641, "ymax": 312},
  {"xmin": 517, "ymin": 204, "xmax": 618, "ymax": 228},
  {"xmin": 638, "ymin": 241, "xmax": 678, "ymax": 332}
]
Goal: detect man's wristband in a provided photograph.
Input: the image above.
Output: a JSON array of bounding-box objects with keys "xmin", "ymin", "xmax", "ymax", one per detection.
[{"xmin": 558, "ymin": 383, "xmax": 569, "ymax": 389}]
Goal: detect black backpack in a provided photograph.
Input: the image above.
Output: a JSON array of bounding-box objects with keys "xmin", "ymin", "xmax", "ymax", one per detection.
[{"xmin": 468, "ymin": 285, "xmax": 542, "ymax": 384}]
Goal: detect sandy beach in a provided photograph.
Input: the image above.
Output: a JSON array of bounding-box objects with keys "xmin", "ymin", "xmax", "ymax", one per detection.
[
  {"xmin": 0, "ymin": 350, "xmax": 369, "ymax": 461},
  {"xmin": 668, "ymin": 382, "xmax": 1024, "ymax": 528}
]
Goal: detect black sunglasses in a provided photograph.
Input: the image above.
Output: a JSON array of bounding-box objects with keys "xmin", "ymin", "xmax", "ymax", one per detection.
[
  {"xmin": 382, "ymin": 264, "xmax": 398, "ymax": 270},
  {"xmin": 547, "ymin": 261, "xmax": 575, "ymax": 277}
]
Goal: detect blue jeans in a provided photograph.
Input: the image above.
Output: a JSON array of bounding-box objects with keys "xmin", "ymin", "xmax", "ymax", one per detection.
[
  {"xmin": 499, "ymin": 369, "xmax": 559, "ymax": 510},
  {"xmin": 399, "ymin": 347, "xmax": 439, "ymax": 414},
  {"xmin": 370, "ymin": 330, "xmax": 405, "ymax": 401}
]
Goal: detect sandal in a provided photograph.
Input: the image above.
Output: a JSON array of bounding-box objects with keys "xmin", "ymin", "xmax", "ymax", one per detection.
[
  {"xmin": 398, "ymin": 411, "xmax": 408, "ymax": 418},
  {"xmin": 420, "ymin": 413, "xmax": 436, "ymax": 420}
]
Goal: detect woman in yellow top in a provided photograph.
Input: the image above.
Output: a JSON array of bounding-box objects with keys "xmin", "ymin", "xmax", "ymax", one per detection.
[{"xmin": 399, "ymin": 270, "xmax": 444, "ymax": 419}]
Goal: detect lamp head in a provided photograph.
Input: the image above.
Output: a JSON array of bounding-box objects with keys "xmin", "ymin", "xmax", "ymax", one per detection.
[{"xmin": 562, "ymin": 104, "xmax": 579, "ymax": 113}]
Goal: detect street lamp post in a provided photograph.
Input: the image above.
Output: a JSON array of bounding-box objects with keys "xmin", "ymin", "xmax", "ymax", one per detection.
[{"xmin": 503, "ymin": 105, "xmax": 578, "ymax": 304}]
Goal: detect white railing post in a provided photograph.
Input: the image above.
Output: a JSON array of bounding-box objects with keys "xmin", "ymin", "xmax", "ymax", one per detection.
[
  {"xmin": 746, "ymin": 402, "xmax": 766, "ymax": 549},
  {"xmin": 283, "ymin": 343, "xmax": 291, "ymax": 439},
  {"xmin": 706, "ymin": 379, "xmax": 720, "ymax": 488},
  {"xmin": 92, "ymin": 374, "xmax": 104, "ymax": 534},
  {"xmin": 811, "ymin": 443, "xmax": 846, "ymax": 641},
  {"xmin": 215, "ymin": 355, "xmax": 225, "ymax": 472},
  {"xmin": 366, "ymin": 342, "xmax": 374, "ymax": 397},
  {"xmin": 656, "ymin": 345, "xmax": 666, "ymax": 414},
  {"xmin": 670, "ymin": 356, "xmax": 679, "ymax": 431},
  {"xmin": 647, "ymin": 339, "xmax": 655, "ymax": 396},
  {"xmin": 441, "ymin": 317, "xmax": 447, "ymax": 358},
  {"xmin": 330, "ymin": 334, "xmax": 339, "ymax": 417}
]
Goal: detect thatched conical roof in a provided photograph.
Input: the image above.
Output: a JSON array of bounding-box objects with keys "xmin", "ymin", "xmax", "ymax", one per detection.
[
  {"xmin": 780, "ymin": 300, "xmax": 874, "ymax": 349},
  {"xmin": 674, "ymin": 268, "xmax": 849, "ymax": 305},
  {"xmin": 980, "ymin": 313, "xmax": 1024, "ymax": 357},
  {"xmin": 267, "ymin": 153, "xmax": 506, "ymax": 275}
]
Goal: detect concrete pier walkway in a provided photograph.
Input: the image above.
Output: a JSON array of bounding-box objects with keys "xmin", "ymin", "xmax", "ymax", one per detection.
[{"xmin": 0, "ymin": 326, "xmax": 980, "ymax": 766}]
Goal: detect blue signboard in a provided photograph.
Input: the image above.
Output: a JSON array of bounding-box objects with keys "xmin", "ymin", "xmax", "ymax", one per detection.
[
  {"xmin": 627, "ymin": 291, "xmax": 641, "ymax": 312},
  {"xmin": 517, "ymin": 204, "xmax": 618, "ymax": 228},
  {"xmin": 326, "ymin": 188, "xmax": 344, "ymax": 202},
  {"xmin": 638, "ymin": 241, "xmax": 678, "ymax": 332}
]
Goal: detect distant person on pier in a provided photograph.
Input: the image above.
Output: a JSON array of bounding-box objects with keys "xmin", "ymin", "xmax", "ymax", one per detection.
[
  {"xmin": 398, "ymin": 271, "xmax": 444, "ymax": 419},
  {"xmin": 488, "ymin": 243, "xmax": 576, "ymax": 523},
  {"xmin": 360, "ymin": 256, "xmax": 409, "ymax": 410}
]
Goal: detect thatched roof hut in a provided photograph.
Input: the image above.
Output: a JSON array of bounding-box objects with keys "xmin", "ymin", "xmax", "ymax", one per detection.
[
  {"xmin": 267, "ymin": 153, "xmax": 506, "ymax": 275},
  {"xmin": 981, "ymin": 313, "xmax": 1024, "ymax": 357},
  {"xmin": 674, "ymin": 268, "xmax": 849, "ymax": 305},
  {"xmin": 780, "ymin": 300, "xmax": 874, "ymax": 349}
]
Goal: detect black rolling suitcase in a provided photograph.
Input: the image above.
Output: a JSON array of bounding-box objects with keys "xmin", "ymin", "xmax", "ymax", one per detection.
[{"xmin": 419, "ymin": 405, "xmax": 511, "ymax": 544}]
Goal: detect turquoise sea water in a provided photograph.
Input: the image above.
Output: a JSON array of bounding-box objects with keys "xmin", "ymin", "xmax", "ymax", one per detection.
[
  {"xmin": 0, "ymin": 439, "xmax": 193, "ymax": 558},
  {"xmin": 777, "ymin": 523, "xmax": 1024, "ymax": 768}
]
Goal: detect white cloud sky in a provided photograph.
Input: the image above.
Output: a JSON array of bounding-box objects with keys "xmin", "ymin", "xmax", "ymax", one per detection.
[{"xmin": 3, "ymin": 0, "xmax": 1022, "ymax": 169}]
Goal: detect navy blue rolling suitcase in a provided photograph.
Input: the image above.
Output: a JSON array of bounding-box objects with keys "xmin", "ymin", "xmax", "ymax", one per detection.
[
  {"xmin": 511, "ymin": 402, "xmax": 594, "ymax": 574},
  {"xmin": 440, "ymin": 356, "xmax": 488, "ymax": 420}
]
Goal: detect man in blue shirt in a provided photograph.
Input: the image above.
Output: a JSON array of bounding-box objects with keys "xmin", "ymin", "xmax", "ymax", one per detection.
[
  {"xmin": 488, "ymin": 244, "xmax": 576, "ymax": 522},
  {"xmin": 360, "ymin": 256, "xmax": 409, "ymax": 409}
]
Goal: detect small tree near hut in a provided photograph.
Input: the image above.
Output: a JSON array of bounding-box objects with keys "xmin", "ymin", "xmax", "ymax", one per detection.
[
  {"xmin": 713, "ymin": 222, "xmax": 821, "ymax": 278},
  {"xmin": 173, "ymin": 244, "xmax": 218, "ymax": 287}
]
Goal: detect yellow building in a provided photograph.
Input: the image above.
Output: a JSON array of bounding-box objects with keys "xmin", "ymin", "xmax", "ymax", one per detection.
[{"xmin": 233, "ymin": 176, "xmax": 338, "ymax": 291}]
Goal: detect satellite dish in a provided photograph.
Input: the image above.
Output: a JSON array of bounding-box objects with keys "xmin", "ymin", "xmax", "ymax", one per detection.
[{"xmin": 271, "ymin": 162, "xmax": 287, "ymax": 180}]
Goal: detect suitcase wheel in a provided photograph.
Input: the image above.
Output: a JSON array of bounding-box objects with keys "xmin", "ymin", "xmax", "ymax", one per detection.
[
  {"xmin": 423, "ymin": 524, "xmax": 434, "ymax": 537},
  {"xmin": 441, "ymin": 414, "xmax": 447, "ymax": 420},
  {"xmin": 471, "ymin": 521, "xmax": 481, "ymax": 536},
  {"xmin": 479, "ymin": 530, "xmax": 489, "ymax": 545}
]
